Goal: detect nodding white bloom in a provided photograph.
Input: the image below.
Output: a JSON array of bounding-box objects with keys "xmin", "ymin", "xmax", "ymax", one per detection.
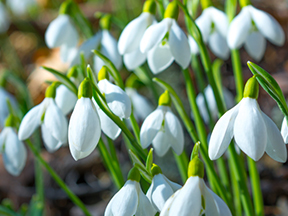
[
  {"xmin": 196, "ymin": 85, "xmax": 234, "ymax": 124},
  {"xmin": 118, "ymin": 0, "xmax": 156, "ymax": 70},
  {"xmin": 125, "ymin": 87, "xmax": 154, "ymax": 121},
  {"xmin": 45, "ymin": 14, "xmax": 78, "ymax": 63},
  {"xmin": 0, "ymin": 87, "xmax": 18, "ymax": 129},
  {"xmin": 161, "ymin": 153, "xmax": 232, "ymax": 216},
  {"xmin": 0, "ymin": 115, "xmax": 27, "ymax": 176},
  {"xmin": 7, "ymin": 0, "xmax": 36, "ymax": 16},
  {"xmin": 140, "ymin": 1, "xmax": 191, "ymax": 74},
  {"xmin": 146, "ymin": 164, "xmax": 181, "ymax": 212},
  {"xmin": 209, "ymin": 76, "xmax": 287, "ymax": 162},
  {"xmin": 0, "ymin": 2, "xmax": 10, "ymax": 34},
  {"xmin": 105, "ymin": 167, "xmax": 156, "ymax": 216},
  {"xmin": 68, "ymin": 78, "xmax": 101, "ymax": 161},
  {"xmin": 281, "ymin": 117, "xmax": 288, "ymax": 143},
  {"xmin": 140, "ymin": 91, "xmax": 184, "ymax": 156},
  {"xmin": 189, "ymin": 6, "xmax": 230, "ymax": 60},
  {"xmin": 18, "ymin": 83, "xmax": 68, "ymax": 153},
  {"xmin": 227, "ymin": 4, "xmax": 285, "ymax": 61}
]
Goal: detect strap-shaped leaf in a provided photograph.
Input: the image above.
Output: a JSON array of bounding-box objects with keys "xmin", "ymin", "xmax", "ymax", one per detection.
[
  {"xmin": 145, "ymin": 148, "xmax": 154, "ymax": 174},
  {"xmin": 129, "ymin": 150, "xmax": 152, "ymax": 183}
]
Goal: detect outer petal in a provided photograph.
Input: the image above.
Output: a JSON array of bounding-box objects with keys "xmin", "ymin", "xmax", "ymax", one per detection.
[
  {"xmin": 55, "ymin": 84, "xmax": 77, "ymax": 115},
  {"xmin": 69, "ymin": 144, "xmax": 95, "ymax": 162},
  {"xmin": 160, "ymin": 189, "xmax": 181, "ymax": 216},
  {"xmin": 135, "ymin": 182, "xmax": 156, "ymax": 216},
  {"xmin": 281, "ymin": 117, "xmax": 288, "ymax": 143},
  {"xmin": 41, "ymin": 124, "xmax": 62, "ymax": 152},
  {"xmin": 227, "ymin": 7, "xmax": 252, "ymax": 49},
  {"xmin": 140, "ymin": 107, "xmax": 163, "ymax": 148},
  {"xmin": 244, "ymin": 31, "xmax": 266, "ymax": 61},
  {"xmin": 123, "ymin": 48, "xmax": 147, "ymax": 71},
  {"xmin": 60, "ymin": 43, "xmax": 78, "ymax": 63},
  {"xmin": 147, "ymin": 42, "xmax": 174, "ymax": 74},
  {"xmin": 234, "ymin": 98, "xmax": 267, "ymax": 161},
  {"xmin": 0, "ymin": 128, "xmax": 9, "ymax": 152},
  {"xmin": 104, "ymin": 180, "xmax": 138, "ymax": 216},
  {"xmin": 169, "ymin": 20, "xmax": 191, "ymax": 69},
  {"xmin": 208, "ymin": 103, "xmax": 239, "ymax": 160},
  {"xmin": 262, "ymin": 112, "xmax": 287, "ymax": 162},
  {"xmin": 195, "ymin": 10, "xmax": 212, "ymax": 43},
  {"xmin": 98, "ymin": 79, "xmax": 131, "ymax": 118},
  {"xmin": 249, "ymin": 5, "xmax": 285, "ymax": 46},
  {"xmin": 162, "ymin": 175, "xmax": 182, "ymax": 191},
  {"xmin": 68, "ymin": 98, "xmax": 101, "ymax": 160},
  {"xmin": 209, "ymin": 7, "xmax": 229, "ymax": 37},
  {"xmin": 208, "ymin": 31, "xmax": 230, "ymax": 60},
  {"xmin": 140, "ymin": 18, "xmax": 172, "ymax": 53},
  {"xmin": 0, "ymin": 88, "xmax": 18, "ymax": 128},
  {"xmin": 200, "ymin": 179, "xmax": 220, "ymax": 216},
  {"xmin": 188, "ymin": 35, "xmax": 199, "ymax": 54},
  {"xmin": 207, "ymin": 187, "xmax": 232, "ymax": 216},
  {"xmin": 118, "ymin": 12, "xmax": 155, "ymax": 54}
]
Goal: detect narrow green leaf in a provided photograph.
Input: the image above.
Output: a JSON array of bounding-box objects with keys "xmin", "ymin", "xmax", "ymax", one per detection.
[
  {"xmin": 146, "ymin": 148, "xmax": 154, "ymax": 173},
  {"xmin": 129, "ymin": 150, "xmax": 152, "ymax": 183}
]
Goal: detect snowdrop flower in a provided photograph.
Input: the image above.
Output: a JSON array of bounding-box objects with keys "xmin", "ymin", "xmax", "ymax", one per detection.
[
  {"xmin": 7, "ymin": 0, "xmax": 36, "ymax": 16},
  {"xmin": 18, "ymin": 82, "xmax": 68, "ymax": 153},
  {"xmin": 227, "ymin": 1, "xmax": 285, "ymax": 61},
  {"xmin": 118, "ymin": 0, "xmax": 156, "ymax": 70},
  {"xmin": 140, "ymin": 90, "xmax": 184, "ymax": 156},
  {"xmin": 45, "ymin": 13, "xmax": 78, "ymax": 63},
  {"xmin": 196, "ymin": 85, "xmax": 234, "ymax": 124},
  {"xmin": 68, "ymin": 78, "xmax": 101, "ymax": 160},
  {"xmin": 0, "ymin": 87, "xmax": 18, "ymax": 129},
  {"xmin": 0, "ymin": 2, "xmax": 10, "ymax": 34},
  {"xmin": 209, "ymin": 76, "xmax": 287, "ymax": 162},
  {"xmin": 161, "ymin": 149, "xmax": 232, "ymax": 216},
  {"xmin": 140, "ymin": 1, "xmax": 191, "ymax": 74},
  {"xmin": 105, "ymin": 167, "xmax": 156, "ymax": 216},
  {"xmin": 0, "ymin": 115, "xmax": 27, "ymax": 176},
  {"xmin": 281, "ymin": 117, "xmax": 288, "ymax": 143},
  {"xmin": 188, "ymin": 5, "xmax": 230, "ymax": 60},
  {"xmin": 146, "ymin": 164, "xmax": 181, "ymax": 212}
]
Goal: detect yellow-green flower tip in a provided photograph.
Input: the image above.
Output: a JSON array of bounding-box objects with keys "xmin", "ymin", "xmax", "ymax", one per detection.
[
  {"xmin": 4, "ymin": 114, "xmax": 17, "ymax": 128},
  {"xmin": 164, "ymin": 1, "xmax": 179, "ymax": 20},
  {"xmin": 78, "ymin": 78, "xmax": 92, "ymax": 99},
  {"xmin": 239, "ymin": 0, "xmax": 251, "ymax": 7},
  {"xmin": 45, "ymin": 82, "xmax": 60, "ymax": 98},
  {"xmin": 59, "ymin": 1, "xmax": 73, "ymax": 15},
  {"xmin": 188, "ymin": 157, "xmax": 204, "ymax": 178},
  {"xmin": 243, "ymin": 76, "xmax": 259, "ymax": 99},
  {"xmin": 143, "ymin": 0, "xmax": 157, "ymax": 14},
  {"xmin": 158, "ymin": 90, "xmax": 171, "ymax": 106},
  {"xmin": 127, "ymin": 167, "xmax": 141, "ymax": 182},
  {"xmin": 100, "ymin": 14, "xmax": 112, "ymax": 30},
  {"xmin": 200, "ymin": 0, "xmax": 212, "ymax": 9},
  {"xmin": 125, "ymin": 74, "xmax": 143, "ymax": 89},
  {"xmin": 151, "ymin": 164, "xmax": 162, "ymax": 176},
  {"xmin": 98, "ymin": 66, "xmax": 109, "ymax": 81},
  {"xmin": 67, "ymin": 66, "xmax": 78, "ymax": 79}
]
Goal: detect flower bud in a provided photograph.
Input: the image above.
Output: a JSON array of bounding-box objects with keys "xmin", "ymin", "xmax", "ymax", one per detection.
[
  {"xmin": 127, "ymin": 167, "xmax": 141, "ymax": 182},
  {"xmin": 158, "ymin": 90, "xmax": 171, "ymax": 106},
  {"xmin": 143, "ymin": 0, "xmax": 157, "ymax": 14},
  {"xmin": 164, "ymin": 1, "xmax": 179, "ymax": 20},
  {"xmin": 78, "ymin": 78, "xmax": 92, "ymax": 99},
  {"xmin": 98, "ymin": 66, "xmax": 110, "ymax": 81},
  {"xmin": 243, "ymin": 76, "xmax": 259, "ymax": 99},
  {"xmin": 151, "ymin": 163, "xmax": 162, "ymax": 176}
]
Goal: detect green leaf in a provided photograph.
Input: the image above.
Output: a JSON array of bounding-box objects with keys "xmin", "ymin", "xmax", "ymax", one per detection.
[
  {"xmin": 146, "ymin": 148, "xmax": 154, "ymax": 173},
  {"xmin": 129, "ymin": 150, "xmax": 152, "ymax": 183},
  {"xmin": 42, "ymin": 66, "xmax": 78, "ymax": 95}
]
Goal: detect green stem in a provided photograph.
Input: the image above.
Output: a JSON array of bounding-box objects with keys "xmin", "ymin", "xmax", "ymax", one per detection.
[
  {"xmin": 129, "ymin": 111, "xmax": 141, "ymax": 143},
  {"xmin": 173, "ymin": 152, "xmax": 189, "ymax": 183},
  {"xmin": 26, "ymin": 140, "xmax": 92, "ymax": 216},
  {"xmin": 34, "ymin": 139, "xmax": 44, "ymax": 212},
  {"xmin": 231, "ymin": 49, "xmax": 244, "ymax": 102},
  {"xmin": 229, "ymin": 159, "xmax": 242, "ymax": 216}
]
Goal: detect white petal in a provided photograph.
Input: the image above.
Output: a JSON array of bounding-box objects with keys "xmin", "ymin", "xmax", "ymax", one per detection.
[
  {"xmin": 118, "ymin": 12, "xmax": 155, "ymax": 54},
  {"xmin": 281, "ymin": 117, "xmax": 288, "ymax": 143},
  {"xmin": 140, "ymin": 107, "xmax": 164, "ymax": 149},
  {"xmin": 195, "ymin": 10, "xmax": 212, "ymax": 43},
  {"xmin": 207, "ymin": 187, "xmax": 232, "ymax": 216},
  {"xmin": 0, "ymin": 88, "xmax": 18, "ymax": 128},
  {"xmin": 209, "ymin": 7, "xmax": 229, "ymax": 37},
  {"xmin": 60, "ymin": 43, "xmax": 78, "ymax": 63},
  {"xmin": 208, "ymin": 32, "xmax": 230, "ymax": 60},
  {"xmin": 227, "ymin": 7, "xmax": 252, "ymax": 49},
  {"xmin": 0, "ymin": 2, "xmax": 10, "ymax": 34},
  {"xmin": 69, "ymin": 144, "xmax": 95, "ymax": 161},
  {"xmin": 140, "ymin": 18, "xmax": 172, "ymax": 53},
  {"xmin": 188, "ymin": 35, "xmax": 199, "ymax": 54},
  {"xmin": 169, "ymin": 20, "xmax": 191, "ymax": 69},
  {"xmin": 41, "ymin": 124, "xmax": 62, "ymax": 152},
  {"xmin": 68, "ymin": 98, "xmax": 101, "ymax": 160},
  {"xmin": 152, "ymin": 130, "xmax": 172, "ymax": 157},
  {"xmin": 0, "ymin": 128, "xmax": 9, "ymax": 152},
  {"xmin": 249, "ymin": 5, "xmax": 285, "ymax": 46},
  {"xmin": 234, "ymin": 98, "xmax": 267, "ymax": 161},
  {"xmin": 244, "ymin": 31, "xmax": 266, "ymax": 61},
  {"xmin": 135, "ymin": 182, "xmax": 156, "ymax": 216},
  {"xmin": 55, "ymin": 84, "xmax": 77, "ymax": 115},
  {"xmin": 93, "ymin": 55, "xmax": 105, "ymax": 75},
  {"xmin": 200, "ymin": 179, "xmax": 220, "ymax": 216},
  {"xmin": 147, "ymin": 42, "xmax": 174, "ymax": 74},
  {"xmin": 104, "ymin": 180, "xmax": 138, "ymax": 216},
  {"xmin": 262, "ymin": 112, "xmax": 287, "ymax": 162},
  {"xmin": 162, "ymin": 175, "xmax": 182, "ymax": 192},
  {"xmin": 123, "ymin": 48, "xmax": 147, "ymax": 71},
  {"xmin": 98, "ymin": 79, "xmax": 131, "ymax": 119},
  {"xmin": 160, "ymin": 189, "xmax": 181, "ymax": 216},
  {"xmin": 209, "ymin": 104, "xmax": 239, "ymax": 160}
]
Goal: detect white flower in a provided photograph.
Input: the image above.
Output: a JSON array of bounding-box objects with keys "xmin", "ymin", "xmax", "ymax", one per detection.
[
  {"xmin": 118, "ymin": 12, "xmax": 156, "ymax": 70},
  {"xmin": 160, "ymin": 176, "xmax": 232, "ymax": 216},
  {"xmin": 146, "ymin": 172, "xmax": 181, "ymax": 212},
  {"xmin": 196, "ymin": 85, "xmax": 234, "ymax": 124},
  {"xmin": 0, "ymin": 2, "xmax": 10, "ymax": 34},
  {"xmin": 45, "ymin": 14, "xmax": 78, "ymax": 63},
  {"xmin": 189, "ymin": 7, "xmax": 230, "ymax": 60},
  {"xmin": 55, "ymin": 84, "xmax": 77, "ymax": 115},
  {"xmin": 68, "ymin": 97, "xmax": 101, "ymax": 161},
  {"xmin": 125, "ymin": 87, "xmax": 154, "ymax": 120},
  {"xmin": 227, "ymin": 5, "xmax": 285, "ymax": 61},
  {"xmin": 7, "ymin": 0, "xmax": 36, "ymax": 16},
  {"xmin": 18, "ymin": 97, "xmax": 68, "ymax": 153},
  {"xmin": 281, "ymin": 117, "xmax": 288, "ymax": 143},
  {"xmin": 140, "ymin": 105, "xmax": 184, "ymax": 156},
  {"xmin": 0, "ymin": 127, "xmax": 27, "ymax": 176},
  {"xmin": 0, "ymin": 88, "xmax": 18, "ymax": 129},
  {"xmin": 209, "ymin": 97, "xmax": 287, "ymax": 162}
]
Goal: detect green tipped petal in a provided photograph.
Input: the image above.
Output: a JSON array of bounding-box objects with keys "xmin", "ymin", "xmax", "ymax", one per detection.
[
  {"xmin": 98, "ymin": 66, "xmax": 110, "ymax": 81},
  {"xmin": 244, "ymin": 76, "xmax": 259, "ymax": 99},
  {"xmin": 158, "ymin": 90, "xmax": 171, "ymax": 106},
  {"xmin": 100, "ymin": 14, "xmax": 112, "ymax": 30},
  {"xmin": 127, "ymin": 167, "xmax": 141, "ymax": 182},
  {"xmin": 78, "ymin": 78, "xmax": 92, "ymax": 99},
  {"xmin": 143, "ymin": 0, "xmax": 156, "ymax": 14},
  {"xmin": 151, "ymin": 163, "xmax": 162, "ymax": 176},
  {"xmin": 45, "ymin": 82, "xmax": 60, "ymax": 98},
  {"xmin": 164, "ymin": 1, "xmax": 179, "ymax": 20}
]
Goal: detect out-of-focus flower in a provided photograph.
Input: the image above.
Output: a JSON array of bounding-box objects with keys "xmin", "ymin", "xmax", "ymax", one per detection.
[
  {"xmin": 0, "ymin": 87, "xmax": 18, "ymax": 129},
  {"xmin": 7, "ymin": 0, "xmax": 36, "ymax": 16},
  {"xmin": 0, "ymin": 2, "xmax": 10, "ymax": 34}
]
